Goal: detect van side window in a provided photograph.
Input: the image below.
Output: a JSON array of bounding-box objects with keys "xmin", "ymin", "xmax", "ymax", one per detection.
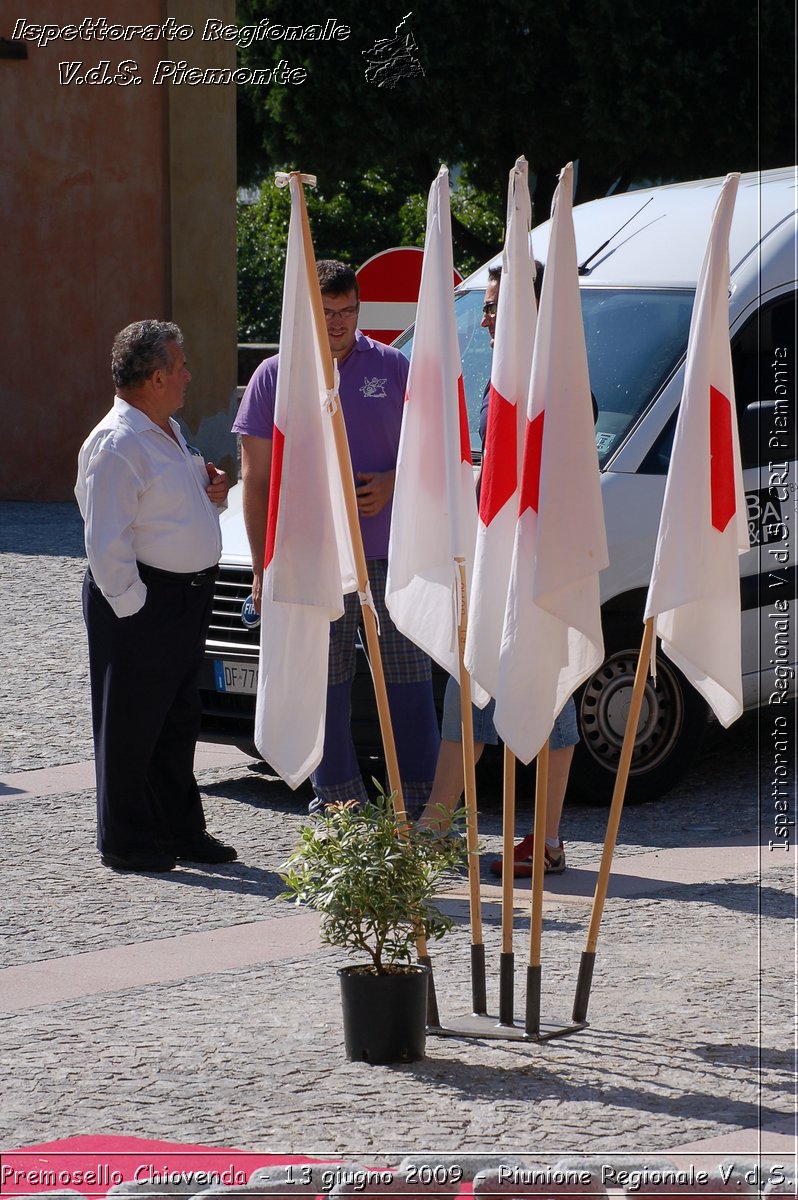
[
  {"xmin": 732, "ymin": 291, "xmax": 796, "ymax": 468},
  {"xmin": 640, "ymin": 290, "xmax": 797, "ymax": 475}
]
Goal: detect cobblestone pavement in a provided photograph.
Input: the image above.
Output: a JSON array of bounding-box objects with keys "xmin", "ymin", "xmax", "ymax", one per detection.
[{"xmin": 0, "ymin": 502, "xmax": 794, "ymax": 1163}]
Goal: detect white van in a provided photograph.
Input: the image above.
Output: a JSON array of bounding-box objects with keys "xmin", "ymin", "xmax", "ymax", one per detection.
[{"xmin": 200, "ymin": 166, "xmax": 797, "ymax": 802}]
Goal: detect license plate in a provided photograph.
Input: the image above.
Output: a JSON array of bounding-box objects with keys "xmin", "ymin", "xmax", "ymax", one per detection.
[{"xmin": 213, "ymin": 660, "xmax": 259, "ymax": 694}]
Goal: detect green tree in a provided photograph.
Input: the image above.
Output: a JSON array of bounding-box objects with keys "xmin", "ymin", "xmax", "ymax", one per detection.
[
  {"xmin": 236, "ymin": 0, "xmax": 794, "ymax": 218},
  {"xmin": 237, "ymin": 168, "xmax": 504, "ymax": 341},
  {"xmin": 234, "ymin": 0, "xmax": 794, "ymax": 339},
  {"xmin": 237, "ymin": 183, "xmax": 288, "ymax": 343},
  {"xmin": 238, "ymin": 170, "xmax": 413, "ymax": 341}
]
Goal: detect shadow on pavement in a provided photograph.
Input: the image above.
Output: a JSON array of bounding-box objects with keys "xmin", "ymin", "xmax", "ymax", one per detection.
[
  {"xmin": 400, "ymin": 1029, "xmax": 788, "ymax": 1136},
  {"xmin": 0, "ymin": 501, "xmax": 86, "ymax": 558},
  {"xmin": 157, "ymin": 862, "xmax": 288, "ymax": 899},
  {"xmin": 692, "ymin": 1040, "xmax": 795, "ymax": 1081}
]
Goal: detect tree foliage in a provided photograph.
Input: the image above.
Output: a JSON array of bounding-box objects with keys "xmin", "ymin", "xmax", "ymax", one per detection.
[
  {"xmin": 238, "ymin": 168, "xmax": 504, "ymax": 340},
  {"xmin": 237, "ymin": 0, "xmax": 794, "ymax": 213},
  {"xmin": 238, "ymin": 170, "xmax": 409, "ymax": 340},
  {"xmin": 234, "ymin": 0, "xmax": 795, "ymax": 338}
]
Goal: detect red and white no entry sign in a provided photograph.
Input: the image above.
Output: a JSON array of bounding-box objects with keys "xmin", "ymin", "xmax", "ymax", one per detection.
[{"xmin": 357, "ymin": 247, "xmax": 463, "ymax": 344}]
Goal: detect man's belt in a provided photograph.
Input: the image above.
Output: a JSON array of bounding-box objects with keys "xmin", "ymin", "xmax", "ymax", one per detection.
[{"xmin": 137, "ymin": 561, "xmax": 219, "ymax": 587}]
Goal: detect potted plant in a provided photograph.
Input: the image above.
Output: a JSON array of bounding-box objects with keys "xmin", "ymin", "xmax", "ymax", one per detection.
[{"xmin": 281, "ymin": 795, "xmax": 467, "ymax": 1063}]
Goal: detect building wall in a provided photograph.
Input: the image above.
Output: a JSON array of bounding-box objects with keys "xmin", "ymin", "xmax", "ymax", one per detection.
[
  {"xmin": 166, "ymin": 0, "xmax": 238, "ymax": 477},
  {"xmin": 0, "ymin": 0, "xmax": 237, "ymax": 501}
]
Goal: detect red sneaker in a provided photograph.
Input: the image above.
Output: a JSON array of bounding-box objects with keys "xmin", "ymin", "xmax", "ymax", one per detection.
[{"xmin": 489, "ymin": 835, "xmax": 565, "ymax": 877}]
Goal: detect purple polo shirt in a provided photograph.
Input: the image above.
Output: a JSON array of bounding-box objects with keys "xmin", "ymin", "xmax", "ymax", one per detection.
[{"xmin": 232, "ymin": 330, "xmax": 409, "ymax": 559}]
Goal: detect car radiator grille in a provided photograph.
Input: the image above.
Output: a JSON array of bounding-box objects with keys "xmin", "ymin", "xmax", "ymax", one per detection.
[{"xmin": 205, "ymin": 565, "xmax": 259, "ymax": 659}]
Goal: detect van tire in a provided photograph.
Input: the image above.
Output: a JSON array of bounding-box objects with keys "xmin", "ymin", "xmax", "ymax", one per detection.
[{"xmin": 569, "ymin": 619, "xmax": 708, "ymax": 805}]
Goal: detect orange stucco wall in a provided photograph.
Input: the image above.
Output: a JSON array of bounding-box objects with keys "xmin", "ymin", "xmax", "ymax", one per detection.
[{"xmin": 0, "ymin": 0, "xmax": 237, "ymax": 500}]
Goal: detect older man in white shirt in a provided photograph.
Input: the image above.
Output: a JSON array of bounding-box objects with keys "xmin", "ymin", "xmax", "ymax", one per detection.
[{"xmin": 75, "ymin": 320, "xmax": 235, "ymax": 872}]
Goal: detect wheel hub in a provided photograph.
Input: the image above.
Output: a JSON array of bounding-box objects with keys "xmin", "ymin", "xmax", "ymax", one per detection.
[{"xmin": 579, "ymin": 649, "xmax": 686, "ymax": 776}]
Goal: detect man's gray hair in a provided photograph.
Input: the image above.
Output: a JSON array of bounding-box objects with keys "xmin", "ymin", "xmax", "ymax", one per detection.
[{"xmin": 112, "ymin": 320, "xmax": 183, "ymax": 388}]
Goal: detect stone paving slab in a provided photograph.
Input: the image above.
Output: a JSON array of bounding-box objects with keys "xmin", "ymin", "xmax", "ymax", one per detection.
[
  {"xmin": 665, "ymin": 1121, "xmax": 796, "ymax": 1153},
  {"xmin": 1, "ymin": 777, "xmax": 792, "ymax": 1160},
  {"xmin": 1, "ymin": 834, "xmax": 782, "ymax": 1016},
  {"xmin": 0, "ymin": 746, "xmax": 252, "ymax": 802},
  {"xmin": 448, "ymin": 838, "xmax": 767, "ymax": 910},
  {"xmin": 0, "ymin": 912, "xmax": 322, "ymax": 1013}
]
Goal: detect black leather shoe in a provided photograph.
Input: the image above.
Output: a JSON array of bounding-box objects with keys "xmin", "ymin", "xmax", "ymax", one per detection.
[
  {"xmin": 101, "ymin": 850, "xmax": 176, "ymax": 873},
  {"xmin": 165, "ymin": 831, "xmax": 238, "ymax": 863}
]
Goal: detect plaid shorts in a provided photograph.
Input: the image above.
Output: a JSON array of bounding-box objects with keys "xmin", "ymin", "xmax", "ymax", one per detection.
[
  {"xmin": 327, "ymin": 558, "xmax": 433, "ymax": 686},
  {"xmin": 310, "ymin": 559, "xmax": 438, "ymax": 815}
]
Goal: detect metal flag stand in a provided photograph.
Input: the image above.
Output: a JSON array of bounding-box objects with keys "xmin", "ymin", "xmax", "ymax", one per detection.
[
  {"xmin": 428, "ymin": 620, "xmax": 656, "ymax": 1043},
  {"xmin": 427, "ymin": 737, "xmax": 587, "ymax": 1044}
]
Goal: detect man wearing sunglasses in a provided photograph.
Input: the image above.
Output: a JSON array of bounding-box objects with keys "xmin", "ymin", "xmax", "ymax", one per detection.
[{"xmin": 233, "ymin": 260, "xmax": 439, "ymax": 815}]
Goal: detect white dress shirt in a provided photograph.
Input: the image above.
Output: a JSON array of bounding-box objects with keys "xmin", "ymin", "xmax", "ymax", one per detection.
[{"xmin": 75, "ymin": 397, "xmax": 223, "ymax": 617}]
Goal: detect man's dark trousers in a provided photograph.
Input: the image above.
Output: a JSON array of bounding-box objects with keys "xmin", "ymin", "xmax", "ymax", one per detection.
[{"xmin": 82, "ymin": 568, "xmax": 215, "ymax": 857}]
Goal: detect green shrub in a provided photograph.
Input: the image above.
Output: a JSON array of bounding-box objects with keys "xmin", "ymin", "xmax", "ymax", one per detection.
[{"xmin": 280, "ymin": 796, "xmax": 467, "ymax": 975}]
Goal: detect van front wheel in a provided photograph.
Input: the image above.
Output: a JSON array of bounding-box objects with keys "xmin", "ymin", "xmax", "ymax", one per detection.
[{"xmin": 570, "ymin": 624, "xmax": 708, "ymax": 804}]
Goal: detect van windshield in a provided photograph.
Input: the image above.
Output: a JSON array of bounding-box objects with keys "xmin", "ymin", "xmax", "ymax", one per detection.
[{"xmin": 395, "ymin": 286, "xmax": 695, "ymax": 468}]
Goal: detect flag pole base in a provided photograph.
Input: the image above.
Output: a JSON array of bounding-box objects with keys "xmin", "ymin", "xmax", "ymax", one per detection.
[
  {"xmin": 427, "ymin": 1012, "xmax": 588, "ymax": 1044},
  {"xmin": 572, "ymin": 950, "xmax": 596, "ymax": 1024},
  {"xmin": 470, "ymin": 942, "xmax": 488, "ymax": 1015},
  {"xmin": 418, "ymin": 955, "xmax": 440, "ymax": 1028},
  {"xmin": 498, "ymin": 951, "xmax": 515, "ymax": 1025},
  {"xmin": 525, "ymin": 962, "xmax": 542, "ymax": 1037}
]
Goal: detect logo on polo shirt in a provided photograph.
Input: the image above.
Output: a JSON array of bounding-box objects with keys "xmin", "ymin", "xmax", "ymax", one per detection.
[{"xmin": 360, "ymin": 376, "xmax": 387, "ymax": 399}]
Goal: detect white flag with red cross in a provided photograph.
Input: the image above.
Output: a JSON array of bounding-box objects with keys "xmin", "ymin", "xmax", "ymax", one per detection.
[
  {"xmin": 465, "ymin": 156, "xmax": 537, "ymax": 699},
  {"xmin": 644, "ymin": 172, "xmax": 749, "ymax": 726},
  {"xmin": 494, "ymin": 163, "xmax": 609, "ymax": 763},
  {"xmin": 254, "ymin": 173, "xmax": 356, "ymax": 787},
  {"xmin": 386, "ymin": 166, "xmax": 482, "ymax": 689}
]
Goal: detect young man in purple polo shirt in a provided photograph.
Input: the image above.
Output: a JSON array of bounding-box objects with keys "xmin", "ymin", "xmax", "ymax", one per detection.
[{"xmin": 232, "ymin": 260, "xmax": 440, "ymax": 814}]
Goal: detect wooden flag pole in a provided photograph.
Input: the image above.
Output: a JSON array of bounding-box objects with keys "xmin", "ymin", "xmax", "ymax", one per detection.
[
  {"xmin": 455, "ymin": 557, "xmax": 487, "ymax": 1015},
  {"xmin": 499, "ymin": 744, "xmax": 517, "ymax": 1024},
  {"xmin": 293, "ymin": 174, "xmax": 440, "ymax": 1022},
  {"xmin": 572, "ymin": 616, "xmax": 655, "ymax": 1024},
  {"xmin": 524, "ymin": 739, "xmax": 549, "ymax": 1037}
]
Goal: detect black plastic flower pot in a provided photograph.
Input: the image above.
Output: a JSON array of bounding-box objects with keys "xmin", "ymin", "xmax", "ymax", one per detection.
[{"xmin": 338, "ymin": 964, "xmax": 430, "ymax": 1064}]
